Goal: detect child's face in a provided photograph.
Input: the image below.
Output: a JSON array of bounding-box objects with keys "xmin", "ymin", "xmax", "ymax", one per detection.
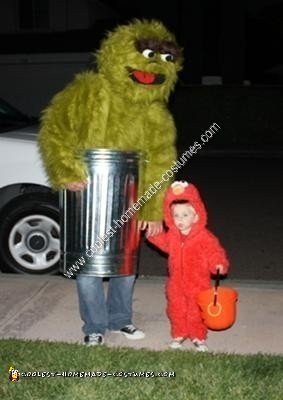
[{"xmin": 171, "ymin": 203, "xmax": 198, "ymax": 235}]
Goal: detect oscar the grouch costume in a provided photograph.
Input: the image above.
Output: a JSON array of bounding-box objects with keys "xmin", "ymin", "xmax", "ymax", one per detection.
[
  {"xmin": 38, "ymin": 19, "xmax": 183, "ymax": 345},
  {"xmin": 38, "ymin": 19, "xmax": 183, "ymax": 222}
]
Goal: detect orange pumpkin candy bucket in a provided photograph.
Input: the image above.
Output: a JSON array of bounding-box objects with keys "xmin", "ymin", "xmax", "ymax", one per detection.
[{"xmin": 196, "ymin": 270, "xmax": 238, "ymax": 331}]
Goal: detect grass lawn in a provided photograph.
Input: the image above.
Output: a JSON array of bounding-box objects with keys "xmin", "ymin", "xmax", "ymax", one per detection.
[{"xmin": 1, "ymin": 339, "xmax": 282, "ymax": 400}]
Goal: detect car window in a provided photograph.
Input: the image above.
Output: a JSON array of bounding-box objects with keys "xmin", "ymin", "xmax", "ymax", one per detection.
[{"xmin": 0, "ymin": 98, "xmax": 34, "ymax": 133}]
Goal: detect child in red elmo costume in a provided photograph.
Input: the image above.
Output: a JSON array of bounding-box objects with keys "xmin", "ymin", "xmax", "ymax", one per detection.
[{"xmin": 147, "ymin": 181, "xmax": 229, "ymax": 351}]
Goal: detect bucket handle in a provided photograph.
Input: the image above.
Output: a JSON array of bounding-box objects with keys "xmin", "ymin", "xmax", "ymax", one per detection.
[{"xmin": 213, "ymin": 268, "xmax": 220, "ymax": 306}]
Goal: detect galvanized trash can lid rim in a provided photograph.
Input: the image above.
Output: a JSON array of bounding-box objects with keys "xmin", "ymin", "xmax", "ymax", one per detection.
[{"xmin": 77, "ymin": 148, "xmax": 144, "ymax": 161}]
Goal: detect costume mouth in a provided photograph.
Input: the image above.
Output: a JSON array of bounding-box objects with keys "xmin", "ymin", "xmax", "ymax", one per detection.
[{"xmin": 127, "ymin": 68, "xmax": 165, "ymax": 85}]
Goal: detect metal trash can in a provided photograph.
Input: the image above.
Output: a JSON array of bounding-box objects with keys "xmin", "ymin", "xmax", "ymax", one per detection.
[{"xmin": 60, "ymin": 149, "xmax": 142, "ymax": 277}]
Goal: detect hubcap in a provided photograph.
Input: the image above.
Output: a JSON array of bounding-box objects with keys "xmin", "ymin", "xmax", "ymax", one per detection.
[
  {"xmin": 8, "ymin": 214, "xmax": 60, "ymax": 272},
  {"xmin": 27, "ymin": 232, "xmax": 47, "ymax": 252}
]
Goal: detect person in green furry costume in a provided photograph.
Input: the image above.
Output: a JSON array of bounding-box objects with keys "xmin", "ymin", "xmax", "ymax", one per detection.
[{"xmin": 38, "ymin": 19, "xmax": 183, "ymax": 345}]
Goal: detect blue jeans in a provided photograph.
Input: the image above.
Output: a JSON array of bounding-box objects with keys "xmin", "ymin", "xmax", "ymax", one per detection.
[{"xmin": 76, "ymin": 275, "xmax": 136, "ymax": 335}]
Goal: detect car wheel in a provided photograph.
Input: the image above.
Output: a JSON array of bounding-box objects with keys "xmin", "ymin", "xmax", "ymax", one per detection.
[{"xmin": 0, "ymin": 193, "xmax": 60, "ymax": 274}]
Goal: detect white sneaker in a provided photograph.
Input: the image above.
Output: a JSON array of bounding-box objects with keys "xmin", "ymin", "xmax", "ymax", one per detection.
[
  {"xmin": 192, "ymin": 339, "xmax": 208, "ymax": 352},
  {"xmin": 169, "ymin": 337, "xmax": 185, "ymax": 349},
  {"xmin": 84, "ymin": 333, "xmax": 104, "ymax": 346},
  {"xmin": 114, "ymin": 324, "xmax": 145, "ymax": 340}
]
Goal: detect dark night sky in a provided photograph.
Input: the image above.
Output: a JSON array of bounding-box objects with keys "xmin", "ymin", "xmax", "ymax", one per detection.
[{"xmin": 0, "ymin": 0, "xmax": 283, "ymax": 84}]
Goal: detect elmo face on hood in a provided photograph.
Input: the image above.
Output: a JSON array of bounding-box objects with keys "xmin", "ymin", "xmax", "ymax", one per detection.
[{"xmin": 164, "ymin": 181, "xmax": 208, "ymax": 238}]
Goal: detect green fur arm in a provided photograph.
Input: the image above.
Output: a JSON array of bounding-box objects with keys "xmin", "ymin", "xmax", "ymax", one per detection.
[
  {"xmin": 38, "ymin": 72, "xmax": 110, "ymax": 188},
  {"xmin": 139, "ymin": 104, "xmax": 177, "ymax": 221}
]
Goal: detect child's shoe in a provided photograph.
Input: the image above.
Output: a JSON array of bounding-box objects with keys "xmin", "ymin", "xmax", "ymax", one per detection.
[
  {"xmin": 192, "ymin": 338, "xmax": 208, "ymax": 352},
  {"xmin": 169, "ymin": 337, "xmax": 185, "ymax": 349}
]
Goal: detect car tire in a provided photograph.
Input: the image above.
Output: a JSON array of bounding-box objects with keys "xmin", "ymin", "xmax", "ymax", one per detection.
[{"xmin": 0, "ymin": 192, "xmax": 60, "ymax": 274}]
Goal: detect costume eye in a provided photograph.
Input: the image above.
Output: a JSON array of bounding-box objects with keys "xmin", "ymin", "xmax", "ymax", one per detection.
[
  {"xmin": 160, "ymin": 53, "xmax": 175, "ymax": 62},
  {"xmin": 142, "ymin": 49, "xmax": 155, "ymax": 58}
]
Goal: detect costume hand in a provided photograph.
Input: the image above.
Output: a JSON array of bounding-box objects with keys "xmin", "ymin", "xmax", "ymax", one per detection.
[
  {"xmin": 215, "ymin": 264, "xmax": 225, "ymax": 274},
  {"xmin": 138, "ymin": 221, "xmax": 147, "ymax": 231},
  {"xmin": 138, "ymin": 221, "xmax": 163, "ymax": 237},
  {"xmin": 65, "ymin": 181, "xmax": 88, "ymax": 191}
]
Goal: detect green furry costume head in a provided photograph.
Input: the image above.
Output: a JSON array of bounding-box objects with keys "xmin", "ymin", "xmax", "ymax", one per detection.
[
  {"xmin": 39, "ymin": 19, "xmax": 182, "ymax": 220},
  {"xmin": 96, "ymin": 19, "xmax": 183, "ymax": 103}
]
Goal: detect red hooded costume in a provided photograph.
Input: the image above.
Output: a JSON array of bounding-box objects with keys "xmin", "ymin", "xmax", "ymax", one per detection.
[{"xmin": 147, "ymin": 181, "xmax": 229, "ymax": 340}]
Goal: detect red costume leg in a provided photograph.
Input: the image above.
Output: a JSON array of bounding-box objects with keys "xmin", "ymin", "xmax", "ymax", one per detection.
[
  {"xmin": 166, "ymin": 282, "xmax": 188, "ymax": 338},
  {"xmin": 186, "ymin": 296, "xmax": 207, "ymax": 340}
]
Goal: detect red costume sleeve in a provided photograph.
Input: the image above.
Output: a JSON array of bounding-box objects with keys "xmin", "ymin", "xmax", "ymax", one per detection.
[
  {"xmin": 147, "ymin": 232, "xmax": 169, "ymax": 254},
  {"xmin": 202, "ymin": 230, "xmax": 229, "ymax": 274}
]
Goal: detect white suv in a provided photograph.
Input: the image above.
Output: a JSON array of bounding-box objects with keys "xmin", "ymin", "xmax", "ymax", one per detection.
[{"xmin": 0, "ymin": 98, "xmax": 60, "ymax": 274}]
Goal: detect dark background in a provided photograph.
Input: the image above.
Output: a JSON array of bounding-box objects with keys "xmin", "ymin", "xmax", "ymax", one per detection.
[
  {"xmin": 1, "ymin": 0, "xmax": 283, "ymax": 148},
  {"xmin": 1, "ymin": 0, "xmax": 283, "ymax": 86},
  {"xmin": 0, "ymin": 0, "xmax": 282, "ymax": 280}
]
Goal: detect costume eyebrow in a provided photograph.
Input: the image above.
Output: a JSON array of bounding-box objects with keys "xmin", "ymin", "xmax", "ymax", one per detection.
[
  {"xmin": 135, "ymin": 38, "xmax": 160, "ymax": 53},
  {"xmin": 159, "ymin": 41, "xmax": 181, "ymax": 57},
  {"xmin": 135, "ymin": 38, "xmax": 182, "ymax": 58}
]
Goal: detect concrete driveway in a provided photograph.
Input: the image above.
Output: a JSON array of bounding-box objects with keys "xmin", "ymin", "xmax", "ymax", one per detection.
[{"xmin": 0, "ymin": 273, "xmax": 282, "ymax": 355}]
